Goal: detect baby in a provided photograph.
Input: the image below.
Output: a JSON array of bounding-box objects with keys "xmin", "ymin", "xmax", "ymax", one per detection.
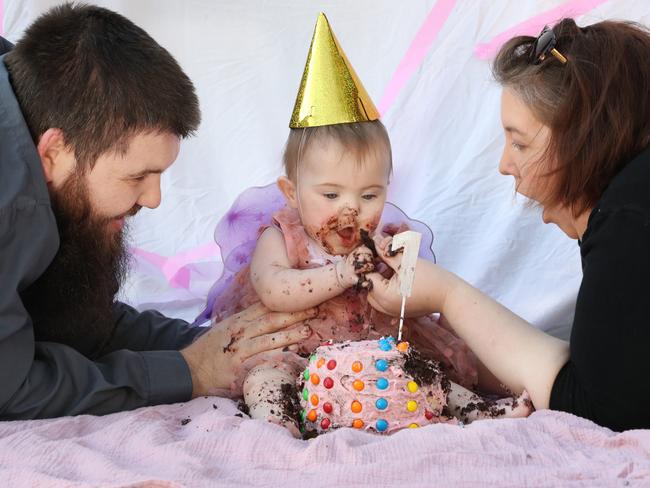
[{"xmin": 198, "ymin": 13, "xmax": 532, "ymax": 436}]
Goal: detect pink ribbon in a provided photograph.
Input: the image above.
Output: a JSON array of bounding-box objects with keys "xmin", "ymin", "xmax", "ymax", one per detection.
[{"xmin": 378, "ymin": 0, "xmax": 457, "ymax": 116}]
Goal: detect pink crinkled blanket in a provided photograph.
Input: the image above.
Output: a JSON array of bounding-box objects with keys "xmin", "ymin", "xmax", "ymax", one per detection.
[{"xmin": 0, "ymin": 397, "xmax": 648, "ymax": 487}]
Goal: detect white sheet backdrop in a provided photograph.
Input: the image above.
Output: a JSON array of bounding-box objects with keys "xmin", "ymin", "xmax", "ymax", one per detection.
[{"xmin": 5, "ymin": 1, "xmax": 650, "ymax": 338}]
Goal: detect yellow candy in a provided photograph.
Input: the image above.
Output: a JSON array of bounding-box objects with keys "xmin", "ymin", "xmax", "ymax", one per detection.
[
  {"xmin": 351, "ymin": 400, "xmax": 362, "ymax": 413},
  {"xmin": 316, "ymin": 358, "xmax": 325, "ymax": 368},
  {"xmin": 353, "ymin": 380, "xmax": 365, "ymax": 391},
  {"xmin": 407, "ymin": 381, "xmax": 419, "ymax": 393},
  {"xmin": 351, "ymin": 361, "xmax": 363, "ymax": 373},
  {"xmin": 352, "ymin": 419, "xmax": 364, "ymax": 429},
  {"xmin": 409, "ymin": 423, "xmax": 419, "ymax": 428},
  {"xmin": 311, "ymin": 394, "xmax": 319, "ymax": 406},
  {"xmin": 407, "ymin": 400, "xmax": 418, "ymax": 412}
]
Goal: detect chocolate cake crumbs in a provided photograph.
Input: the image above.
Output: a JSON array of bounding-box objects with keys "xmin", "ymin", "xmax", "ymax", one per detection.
[
  {"xmin": 234, "ymin": 413, "xmax": 243, "ymax": 418},
  {"xmin": 359, "ymin": 229, "xmax": 378, "ymax": 257},
  {"xmin": 223, "ymin": 335, "xmax": 237, "ymax": 354},
  {"xmin": 212, "ymin": 404, "xmax": 218, "ymax": 410},
  {"xmin": 180, "ymin": 418, "xmax": 191, "ymax": 426},
  {"xmin": 386, "ymin": 243, "xmax": 404, "ymax": 257},
  {"xmin": 302, "ymin": 429, "xmax": 319, "ymax": 440},
  {"xmin": 403, "ymin": 349, "xmax": 442, "ymax": 386},
  {"xmin": 236, "ymin": 399, "xmax": 250, "ymax": 416},
  {"xmin": 279, "ymin": 382, "xmax": 302, "ymax": 429},
  {"xmin": 459, "ymin": 397, "xmax": 506, "ymax": 419}
]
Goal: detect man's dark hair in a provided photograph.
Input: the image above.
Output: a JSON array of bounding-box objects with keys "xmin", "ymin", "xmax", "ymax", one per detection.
[{"xmin": 5, "ymin": 2, "xmax": 201, "ymax": 167}]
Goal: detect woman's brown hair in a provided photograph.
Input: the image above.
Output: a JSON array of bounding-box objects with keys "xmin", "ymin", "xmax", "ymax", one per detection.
[{"xmin": 493, "ymin": 18, "xmax": 650, "ymax": 215}]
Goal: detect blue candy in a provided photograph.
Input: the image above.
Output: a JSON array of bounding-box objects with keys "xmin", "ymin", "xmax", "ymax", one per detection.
[
  {"xmin": 376, "ymin": 419, "xmax": 388, "ymax": 432},
  {"xmin": 375, "ymin": 359, "xmax": 388, "ymax": 372},
  {"xmin": 378, "ymin": 339, "xmax": 391, "ymax": 351},
  {"xmin": 376, "ymin": 377, "xmax": 389, "ymax": 390},
  {"xmin": 375, "ymin": 398, "xmax": 388, "ymax": 410}
]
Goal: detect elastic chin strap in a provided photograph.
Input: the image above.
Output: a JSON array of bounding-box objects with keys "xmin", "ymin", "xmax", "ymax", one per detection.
[{"xmin": 295, "ymin": 128, "xmax": 308, "ymax": 222}]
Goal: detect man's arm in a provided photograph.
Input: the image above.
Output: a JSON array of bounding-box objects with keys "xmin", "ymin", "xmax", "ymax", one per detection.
[
  {"xmin": 0, "ymin": 197, "xmax": 193, "ymax": 419},
  {"xmin": 101, "ymin": 302, "xmax": 207, "ymax": 354}
]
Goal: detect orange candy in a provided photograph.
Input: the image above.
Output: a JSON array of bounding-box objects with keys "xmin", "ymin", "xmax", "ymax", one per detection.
[
  {"xmin": 352, "ymin": 419, "xmax": 364, "ymax": 429},
  {"xmin": 351, "ymin": 400, "xmax": 362, "ymax": 413},
  {"xmin": 310, "ymin": 373, "xmax": 320, "ymax": 385},
  {"xmin": 397, "ymin": 341, "xmax": 410, "ymax": 353},
  {"xmin": 316, "ymin": 358, "xmax": 325, "ymax": 368},
  {"xmin": 307, "ymin": 409, "xmax": 317, "ymax": 422},
  {"xmin": 310, "ymin": 394, "xmax": 319, "ymax": 406},
  {"xmin": 353, "ymin": 380, "xmax": 365, "ymax": 391},
  {"xmin": 351, "ymin": 361, "xmax": 363, "ymax": 373}
]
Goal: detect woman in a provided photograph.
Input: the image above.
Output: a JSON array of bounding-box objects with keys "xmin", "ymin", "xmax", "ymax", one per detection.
[{"xmin": 368, "ymin": 18, "xmax": 650, "ymax": 431}]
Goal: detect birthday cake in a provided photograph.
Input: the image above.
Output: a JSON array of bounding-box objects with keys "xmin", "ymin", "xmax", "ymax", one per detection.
[{"xmin": 298, "ymin": 337, "xmax": 455, "ymax": 435}]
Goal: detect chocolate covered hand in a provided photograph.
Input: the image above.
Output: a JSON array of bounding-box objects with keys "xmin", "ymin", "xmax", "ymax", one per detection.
[{"xmin": 335, "ymin": 245, "xmax": 375, "ymax": 289}]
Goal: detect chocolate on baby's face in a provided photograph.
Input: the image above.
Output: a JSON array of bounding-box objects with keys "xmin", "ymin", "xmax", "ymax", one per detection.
[{"xmin": 292, "ymin": 137, "xmax": 390, "ymax": 255}]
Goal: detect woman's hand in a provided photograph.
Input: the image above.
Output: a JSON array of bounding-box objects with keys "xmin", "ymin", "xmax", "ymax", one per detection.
[
  {"xmin": 180, "ymin": 303, "xmax": 316, "ymax": 397},
  {"xmin": 366, "ymin": 235, "xmax": 451, "ymax": 317}
]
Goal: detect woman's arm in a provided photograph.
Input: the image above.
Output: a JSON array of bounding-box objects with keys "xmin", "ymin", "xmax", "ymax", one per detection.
[
  {"xmin": 367, "ymin": 250, "xmax": 569, "ymax": 409},
  {"xmin": 250, "ymin": 226, "xmax": 372, "ymax": 312}
]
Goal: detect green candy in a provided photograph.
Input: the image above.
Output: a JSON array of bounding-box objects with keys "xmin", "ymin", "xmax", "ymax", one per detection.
[
  {"xmin": 309, "ymin": 354, "xmax": 317, "ymax": 362},
  {"xmin": 303, "ymin": 388, "xmax": 309, "ymax": 401},
  {"xmin": 303, "ymin": 368, "xmax": 310, "ymax": 381}
]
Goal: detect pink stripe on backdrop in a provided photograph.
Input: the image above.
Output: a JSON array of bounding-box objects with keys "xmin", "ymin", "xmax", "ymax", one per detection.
[
  {"xmin": 130, "ymin": 242, "xmax": 220, "ymax": 288},
  {"xmin": 377, "ymin": 0, "xmax": 457, "ymax": 116},
  {"xmin": 474, "ymin": 0, "xmax": 611, "ymax": 59}
]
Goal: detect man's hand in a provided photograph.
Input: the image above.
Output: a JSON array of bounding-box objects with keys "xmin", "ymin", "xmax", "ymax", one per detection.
[
  {"xmin": 335, "ymin": 245, "xmax": 375, "ymax": 288},
  {"xmin": 180, "ymin": 303, "xmax": 316, "ymax": 397}
]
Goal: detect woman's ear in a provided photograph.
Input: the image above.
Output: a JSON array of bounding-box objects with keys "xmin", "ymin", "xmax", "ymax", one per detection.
[
  {"xmin": 37, "ymin": 128, "xmax": 76, "ymax": 184},
  {"xmin": 277, "ymin": 176, "xmax": 298, "ymax": 209}
]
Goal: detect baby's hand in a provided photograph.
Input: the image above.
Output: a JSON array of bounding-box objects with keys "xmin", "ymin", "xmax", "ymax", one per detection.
[{"xmin": 335, "ymin": 245, "xmax": 375, "ymax": 289}]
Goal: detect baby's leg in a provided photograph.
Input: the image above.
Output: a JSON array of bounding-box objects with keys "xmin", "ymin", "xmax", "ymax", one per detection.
[
  {"xmin": 242, "ymin": 363, "xmax": 301, "ymax": 438},
  {"xmin": 446, "ymin": 381, "xmax": 534, "ymax": 424}
]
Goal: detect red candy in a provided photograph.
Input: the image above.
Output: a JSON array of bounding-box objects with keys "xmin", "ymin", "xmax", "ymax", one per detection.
[
  {"xmin": 323, "ymin": 402, "xmax": 333, "ymax": 414},
  {"xmin": 323, "ymin": 377, "xmax": 334, "ymax": 389},
  {"xmin": 321, "ymin": 418, "xmax": 331, "ymax": 430},
  {"xmin": 425, "ymin": 410, "xmax": 434, "ymax": 420},
  {"xmin": 327, "ymin": 359, "xmax": 337, "ymax": 370}
]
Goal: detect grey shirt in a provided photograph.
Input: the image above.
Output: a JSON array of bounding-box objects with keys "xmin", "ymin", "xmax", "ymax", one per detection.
[{"xmin": 0, "ymin": 50, "xmax": 204, "ymax": 420}]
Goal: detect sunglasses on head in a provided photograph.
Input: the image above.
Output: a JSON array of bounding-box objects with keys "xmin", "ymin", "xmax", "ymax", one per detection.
[{"xmin": 529, "ymin": 25, "xmax": 567, "ymax": 65}]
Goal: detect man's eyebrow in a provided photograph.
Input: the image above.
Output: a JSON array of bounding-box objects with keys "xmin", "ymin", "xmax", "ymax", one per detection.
[{"xmin": 128, "ymin": 169, "xmax": 164, "ymax": 177}]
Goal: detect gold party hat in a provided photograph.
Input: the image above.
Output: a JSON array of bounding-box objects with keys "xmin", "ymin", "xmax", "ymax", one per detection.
[{"xmin": 289, "ymin": 13, "xmax": 380, "ymax": 128}]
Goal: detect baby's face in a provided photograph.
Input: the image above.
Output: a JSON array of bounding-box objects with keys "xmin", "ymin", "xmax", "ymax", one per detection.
[{"xmin": 294, "ymin": 137, "xmax": 390, "ymax": 255}]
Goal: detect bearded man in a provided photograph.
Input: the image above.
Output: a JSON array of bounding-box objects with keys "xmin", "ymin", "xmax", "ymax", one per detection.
[{"xmin": 0, "ymin": 3, "xmax": 312, "ymax": 419}]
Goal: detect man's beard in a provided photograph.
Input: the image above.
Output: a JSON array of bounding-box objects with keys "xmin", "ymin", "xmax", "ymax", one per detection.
[{"xmin": 20, "ymin": 173, "xmax": 134, "ymax": 358}]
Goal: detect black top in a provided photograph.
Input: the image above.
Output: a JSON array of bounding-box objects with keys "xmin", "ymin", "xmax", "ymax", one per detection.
[
  {"xmin": 0, "ymin": 40, "xmax": 204, "ymax": 420},
  {"xmin": 550, "ymin": 145, "xmax": 650, "ymax": 431}
]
